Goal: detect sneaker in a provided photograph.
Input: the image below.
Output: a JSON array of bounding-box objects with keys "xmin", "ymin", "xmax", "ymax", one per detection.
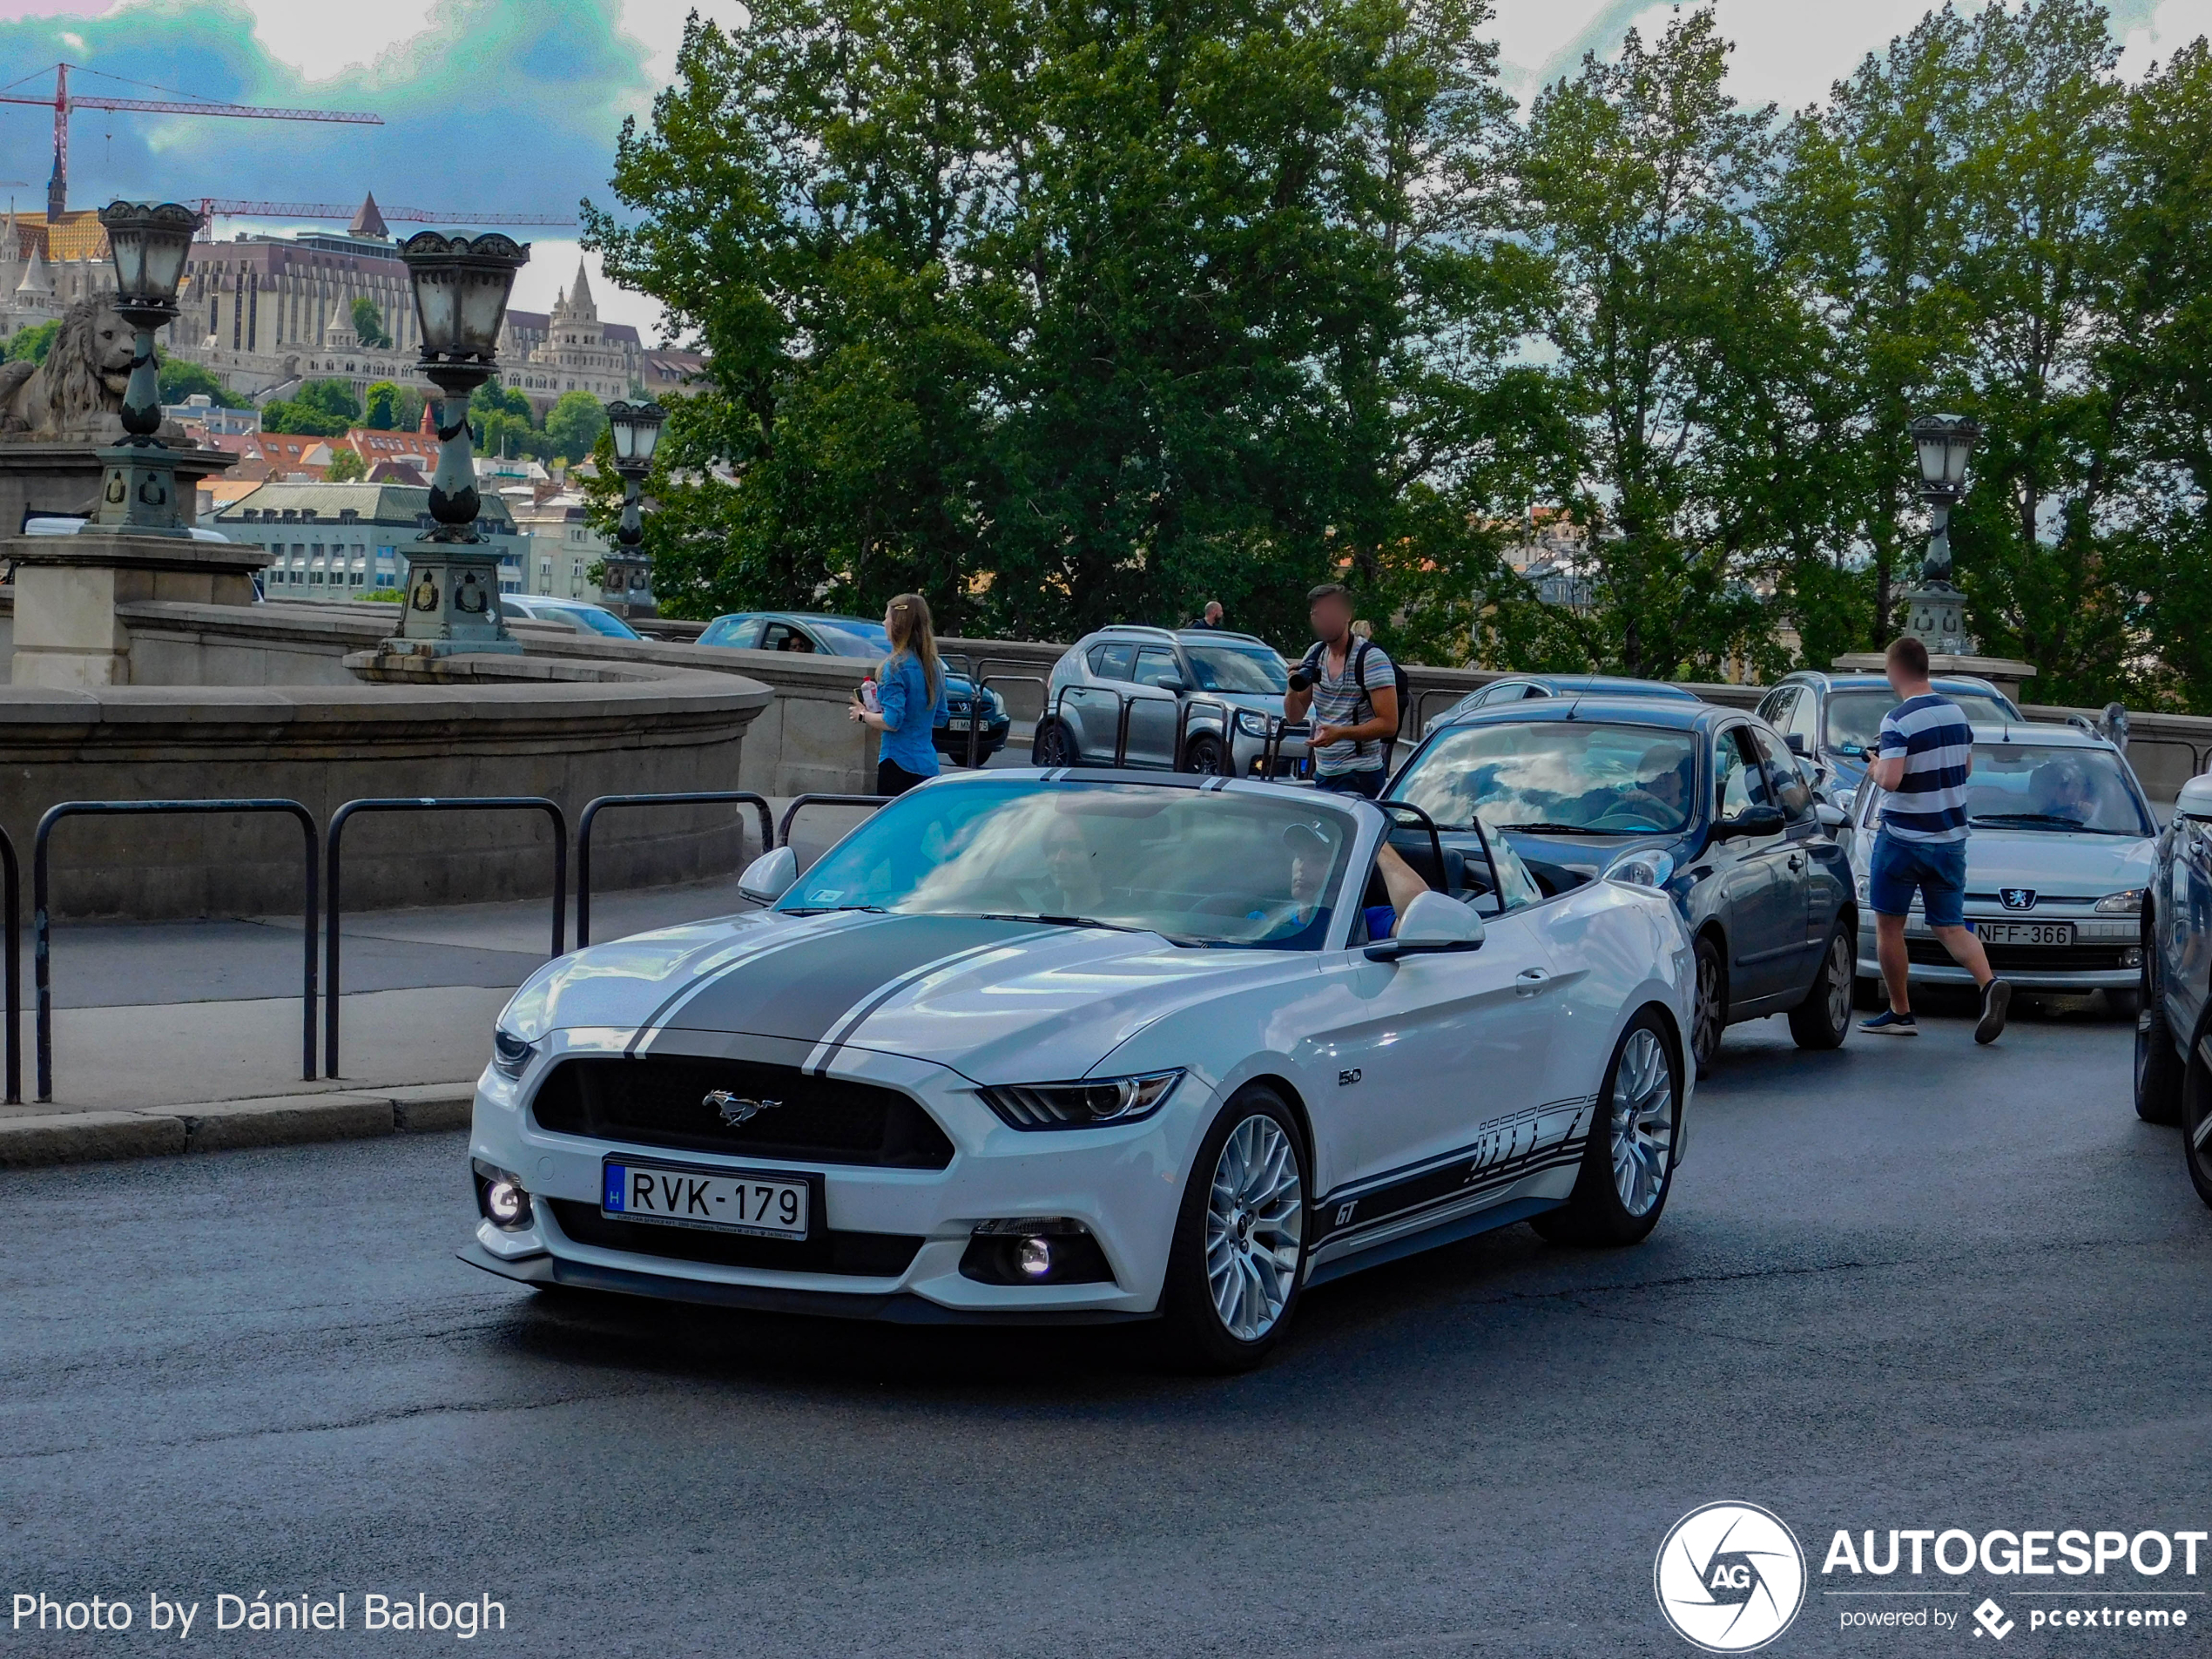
[
  {"xmin": 1976, "ymin": 979, "xmax": 2013, "ymax": 1045},
  {"xmin": 1859, "ymin": 1009, "xmax": 1919, "ymax": 1035}
]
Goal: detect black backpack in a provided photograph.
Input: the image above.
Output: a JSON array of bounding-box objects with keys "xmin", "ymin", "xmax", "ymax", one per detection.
[{"xmin": 1300, "ymin": 637, "xmax": 1412, "ymax": 724}]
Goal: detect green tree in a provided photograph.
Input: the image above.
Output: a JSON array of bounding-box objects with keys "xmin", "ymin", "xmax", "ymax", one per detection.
[
  {"xmin": 156, "ymin": 352, "xmax": 230, "ymax": 405},
  {"xmin": 4, "ymin": 320, "xmax": 57, "ymax": 364},
  {"xmin": 544, "ymin": 390, "xmax": 607, "ymax": 462},
  {"xmin": 362, "ymin": 380, "xmax": 401, "ymax": 429},
  {"xmin": 262, "ymin": 377, "xmax": 363, "ymax": 436},
  {"xmin": 1516, "ymin": 10, "xmax": 1784, "ymax": 680},
  {"xmin": 351, "ymin": 296, "xmax": 391, "ymax": 349},
  {"xmin": 324, "ymin": 447, "xmax": 367, "ymax": 482}
]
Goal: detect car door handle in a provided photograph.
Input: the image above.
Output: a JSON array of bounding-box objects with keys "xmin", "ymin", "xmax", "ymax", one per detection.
[{"xmin": 1515, "ymin": 968, "xmax": 1551, "ymax": 995}]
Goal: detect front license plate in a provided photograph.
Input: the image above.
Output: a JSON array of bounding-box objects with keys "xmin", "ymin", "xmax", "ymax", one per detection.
[
  {"xmin": 948, "ymin": 718, "xmax": 973, "ymax": 731},
  {"xmin": 1975, "ymin": 921, "xmax": 2075, "ymax": 947},
  {"xmin": 601, "ymin": 1160, "xmax": 811, "ymax": 1240}
]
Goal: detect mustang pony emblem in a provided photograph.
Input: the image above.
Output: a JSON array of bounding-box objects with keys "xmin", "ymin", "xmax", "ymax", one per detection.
[
  {"xmin": 705, "ymin": 1090, "xmax": 782, "ymax": 1126},
  {"xmin": 1999, "ymin": 888, "xmax": 2037, "ymax": 910}
]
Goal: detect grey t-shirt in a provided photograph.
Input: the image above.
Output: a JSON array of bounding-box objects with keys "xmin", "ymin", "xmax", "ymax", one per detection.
[{"xmin": 1303, "ymin": 639, "xmax": 1395, "ymax": 776}]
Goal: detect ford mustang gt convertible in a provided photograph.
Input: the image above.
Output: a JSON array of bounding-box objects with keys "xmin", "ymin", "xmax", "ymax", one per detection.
[{"xmin": 462, "ymin": 771, "xmax": 1696, "ymax": 1368}]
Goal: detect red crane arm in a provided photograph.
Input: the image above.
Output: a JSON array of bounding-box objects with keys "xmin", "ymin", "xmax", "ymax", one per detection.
[
  {"xmin": 0, "ymin": 93, "xmax": 381, "ymax": 124},
  {"xmin": 193, "ymin": 199, "xmax": 574, "ymax": 226}
]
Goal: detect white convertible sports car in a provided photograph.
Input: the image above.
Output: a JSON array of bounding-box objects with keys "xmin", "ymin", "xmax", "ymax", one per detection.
[{"xmin": 462, "ymin": 771, "xmax": 1696, "ymax": 1368}]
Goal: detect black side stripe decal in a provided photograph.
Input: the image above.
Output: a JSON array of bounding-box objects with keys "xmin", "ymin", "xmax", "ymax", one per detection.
[{"xmin": 1315, "ymin": 1147, "xmax": 1586, "ymax": 1251}]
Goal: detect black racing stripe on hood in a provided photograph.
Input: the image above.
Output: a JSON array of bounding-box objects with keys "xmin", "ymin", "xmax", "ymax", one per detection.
[{"xmin": 659, "ymin": 914, "xmax": 1041, "ymax": 1042}]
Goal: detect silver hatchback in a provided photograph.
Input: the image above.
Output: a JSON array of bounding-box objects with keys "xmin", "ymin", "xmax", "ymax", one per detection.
[{"xmin": 1035, "ymin": 627, "xmax": 1311, "ymax": 776}]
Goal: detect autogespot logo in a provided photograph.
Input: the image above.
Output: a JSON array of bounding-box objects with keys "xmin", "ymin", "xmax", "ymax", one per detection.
[{"xmin": 1656, "ymin": 1502, "xmax": 1808, "ymax": 1653}]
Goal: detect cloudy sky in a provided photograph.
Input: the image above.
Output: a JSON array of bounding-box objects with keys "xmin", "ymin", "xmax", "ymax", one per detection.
[{"xmin": 0, "ymin": 0, "xmax": 2204, "ymax": 338}]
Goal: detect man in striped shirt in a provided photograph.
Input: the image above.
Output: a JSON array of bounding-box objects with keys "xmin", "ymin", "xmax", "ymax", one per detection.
[{"xmin": 1859, "ymin": 635, "xmax": 2011, "ymax": 1042}]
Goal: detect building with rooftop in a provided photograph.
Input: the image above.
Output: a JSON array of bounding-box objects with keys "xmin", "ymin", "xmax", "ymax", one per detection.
[{"xmin": 213, "ymin": 480, "xmax": 526, "ymax": 597}]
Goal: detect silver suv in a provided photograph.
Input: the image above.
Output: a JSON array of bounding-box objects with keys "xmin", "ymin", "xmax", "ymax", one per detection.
[{"xmin": 1035, "ymin": 627, "xmax": 1310, "ymax": 776}]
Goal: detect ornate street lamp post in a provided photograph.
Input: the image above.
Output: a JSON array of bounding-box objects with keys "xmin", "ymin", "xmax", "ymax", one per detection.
[
  {"xmin": 389, "ymin": 230, "xmax": 530, "ymax": 655},
  {"xmin": 92, "ymin": 200, "xmax": 200, "ymax": 536},
  {"xmin": 602, "ymin": 399, "xmax": 664, "ymax": 616},
  {"xmin": 1901, "ymin": 412, "xmax": 1981, "ymax": 656}
]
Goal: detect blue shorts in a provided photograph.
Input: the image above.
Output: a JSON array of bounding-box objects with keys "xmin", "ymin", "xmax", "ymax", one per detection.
[
  {"xmin": 1869, "ymin": 831, "xmax": 1966, "ymax": 927},
  {"xmin": 1318, "ymin": 767, "xmax": 1386, "ymax": 799}
]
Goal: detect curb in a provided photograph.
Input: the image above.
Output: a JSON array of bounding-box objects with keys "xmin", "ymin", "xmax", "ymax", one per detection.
[{"xmin": 0, "ymin": 1082, "xmax": 475, "ymax": 1170}]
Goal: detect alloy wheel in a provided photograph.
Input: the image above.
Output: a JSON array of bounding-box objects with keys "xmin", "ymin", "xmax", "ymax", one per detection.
[
  {"xmin": 1824, "ymin": 933, "xmax": 1852, "ymax": 1033},
  {"xmin": 1609, "ymin": 1028, "xmax": 1675, "ymax": 1217},
  {"xmin": 1204, "ymin": 1114, "xmax": 1305, "ymax": 1341},
  {"xmin": 1693, "ymin": 949, "xmax": 1722, "ymax": 1064}
]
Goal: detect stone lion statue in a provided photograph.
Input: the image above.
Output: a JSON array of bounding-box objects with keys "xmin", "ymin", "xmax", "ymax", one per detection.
[{"xmin": 0, "ymin": 295, "xmax": 189, "ymax": 444}]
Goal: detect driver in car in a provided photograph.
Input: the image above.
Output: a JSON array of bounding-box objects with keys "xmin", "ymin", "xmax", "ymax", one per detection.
[
  {"xmin": 2030, "ymin": 760, "xmax": 2094, "ymax": 826},
  {"xmin": 1249, "ymin": 824, "xmax": 1428, "ymax": 941}
]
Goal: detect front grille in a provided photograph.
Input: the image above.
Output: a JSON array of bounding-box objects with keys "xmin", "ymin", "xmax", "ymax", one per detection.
[
  {"xmin": 549, "ymin": 1200, "xmax": 922, "ymax": 1277},
  {"xmin": 1906, "ymin": 939, "xmax": 2131, "ymax": 972},
  {"xmin": 529, "ymin": 1058, "xmax": 954, "ymax": 1169}
]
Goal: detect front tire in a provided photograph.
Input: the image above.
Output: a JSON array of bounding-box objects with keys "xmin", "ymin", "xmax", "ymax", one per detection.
[
  {"xmin": 1161, "ymin": 1088, "xmax": 1309, "ymax": 1372},
  {"xmin": 1533, "ymin": 1007, "xmax": 1681, "ymax": 1246},
  {"xmin": 2136, "ymin": 926, "xmax": 2183, "ymax": 1124},
  {"xmin": 1689, "ymin": 933, "xmax": 1725, "ymax": 1076},
  {"xmin": 1788, "ymin": 922, "xmax": 1854, "ymax": 1050},
  {"xmin": 1031, "ymin": 718, "xmax": 1080, "ymax": 767},
  {"xmin": 1182, "ymin": 733, "xmax": 1225, "ymax": 776},
  {"xmin": 2184, "ymin": 1025, "xmax": 2212, "ymax": 1210}
]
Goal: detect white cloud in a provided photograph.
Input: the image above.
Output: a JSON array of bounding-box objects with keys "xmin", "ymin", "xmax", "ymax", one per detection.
[
  {"xmin": 617, "ymin": 0, "xmax": 751, "ymax": 85},
  {"xmin": 2119, "ymin": 0, "xmax": 2212, "ymax": 76},
  {"xmin": 237, "ymin": 0, "xmax": 440, "ymax": 80}
]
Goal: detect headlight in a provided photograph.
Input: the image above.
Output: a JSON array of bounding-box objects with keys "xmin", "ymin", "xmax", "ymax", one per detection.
[
  {"xmin": 1235, "ymin": 709, "xmax": 1273, "ymax": 737},
  {"xmin": 1603, "ymin": 847, "xmax": 1675, "ymax": 890},
  {"xmin": 1856, "ymin": 875, "xmax": 1870, "ymax": 902},
  {"xmin": 492, "ymin": 966, "xmax": 557, "ymax": 1078},
  {"xmin": 978, "ymin": 1069, "xmax": 1184, "ymax": 1130},
  {"xmin": 2095, "ymin": 887, "xmax": 2146, "ymax": 914}
]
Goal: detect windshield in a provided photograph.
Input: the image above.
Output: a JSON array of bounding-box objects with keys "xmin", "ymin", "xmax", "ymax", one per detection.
[
  {"xmin": 1826, "ymin": 690, "xmax": 2013, "ymax": 755},
  {"xmin": 1393, "ymin": 722, "xmax": 1698, "ymax": 834},
  {"xmin": 810, "ymin": 618, "xmax": 893, "ymax": 657},
  {"xmin": 568, "ymin": 606, "xmax": 641, "ymax": 639},
  {"xmin": 777, "ymin": 781, "xmax": 1357, "ymax": 948},
  {"xmin": 1959, "ymin": 744, "xmax": 2153, "ymax": 835},
  {"xmin": 1184, "ymin": 642, "xmax": 1289, "ymax": 695}
]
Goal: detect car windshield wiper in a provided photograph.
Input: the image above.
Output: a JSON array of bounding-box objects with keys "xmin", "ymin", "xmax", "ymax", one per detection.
[
  {"xmin": 1501, "ymin": 821, "xmax": 1628, "ymax": 835},
  {"xmin": 779, "ymin": 903, "xmax": 888, "ymax": 914},
  {"xmin": 981, "ymin": 912, "xmax": 1146, "ymax": 934},
  {"xmin": 1969, "ymin": 813, "xmax": 2109, "ymax": 832}
]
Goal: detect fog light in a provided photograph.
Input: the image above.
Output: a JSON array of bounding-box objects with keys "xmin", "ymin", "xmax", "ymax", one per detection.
[
  {"xmin": 960, "ymin": 1217, "xmax": 1115, "ymax": 1286},
  {"xmin": 1017, "ymin": 1237, "xmax": 1053, "ymax": 1278},
  {"xmin": 472, "ymin": 1157, "xmax": 534, "ymax": 1232},
  {"xmin": 2123, "ymin": 947, "xmax": 2143, "ymax": 968}
]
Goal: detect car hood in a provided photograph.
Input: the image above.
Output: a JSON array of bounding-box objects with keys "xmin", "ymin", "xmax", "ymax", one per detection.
[
  {"xmin": 1851, "ymin": 827, "xmax": 2154, "ymax": 896},
  {"xmin": 523, "ymin": 909, "xmax": 1302, "ymax": 1081}
]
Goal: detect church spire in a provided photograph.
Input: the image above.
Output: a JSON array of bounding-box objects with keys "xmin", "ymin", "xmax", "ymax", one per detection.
[{"xmin": 567, "ymin": 258, "xmax": 595, "ymax": 320}]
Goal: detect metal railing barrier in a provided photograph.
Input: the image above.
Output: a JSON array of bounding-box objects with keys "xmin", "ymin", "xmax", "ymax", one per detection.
[
  {"xmin": 34, "ymin": 800, "xmax": 316, "ymax": 1103},
  {"xmin": 968, "ymin": 673, "xmax": 1050, "ymax": 769},
  {"xmin": 778, "ymin": 794, "xmax": 892, "ymax": 851},
  {"xmin": 1413, "ymin": 685, "xmax": 1467, "ymax": 735},
  {"xmin": 1260, "ymin": 714, "xmax": 1312, "ymax": 781},
  {"xmin": 574, "ymin": 792, "xmax": 775, "ymax": 948},
  {"xmin": 1173, "ymin": 697, "xmax": 1234, "ymax": 773},
  {"xmin": 324, "ymin": 797, "xmax": 566, "ymax": 1078},
  {"xmin": 0, "ymin": 827, "xmax": 17, "ymax": 1104},
  {"xmin": 1050, "ymin": 685, "xmax": 1140, "ymax": 768}
]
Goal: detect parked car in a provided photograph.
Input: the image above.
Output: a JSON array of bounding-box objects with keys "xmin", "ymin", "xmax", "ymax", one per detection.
[
  {"xmin": 1754, "ymin": 671, "xmax": 2024, "ymax": 812},
  {"xmin": 1036, "ymin": 626, "xmax": 1310, "ymax": 777},
  {"xmin": 462, "ymin": 768, "xmax": 1694, "ymax": 1368},
  {"xmin": 500, "ymin": 595, "xmax": 644, "ymax": 640},
  {"xmin": 2137, "ymin": 773, "xmax": 2212, "ymax": 1206},
  {"xmin": 1845, "ymin": 722, "xmax": 2155, "ymax": 1011},
  {"xmin": 1422, "ymin": 673, "xmax": 1698, "ymax": 738},
  {"xmin": 1387, "ymin": 697, "xmax": 1856, "ymax": 1074},
  {"xmin": 695, "ymin": 610, "xmax": 1011, "ymax": 764}
]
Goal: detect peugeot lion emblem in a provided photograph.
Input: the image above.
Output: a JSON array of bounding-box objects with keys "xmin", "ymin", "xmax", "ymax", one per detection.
[
  {"xmin": 705, "ymin": 1089, "xmax": 782, "ymax": 1126},
  {"xmin": 2000, "ymin": 888, "xmax": 2037, "ymax": 910}
]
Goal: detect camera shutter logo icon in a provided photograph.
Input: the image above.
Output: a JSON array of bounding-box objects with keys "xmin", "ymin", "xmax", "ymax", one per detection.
[{"xmin": 1654, "ymin": 1502, "xmax": 1806, "ymax": 1653}]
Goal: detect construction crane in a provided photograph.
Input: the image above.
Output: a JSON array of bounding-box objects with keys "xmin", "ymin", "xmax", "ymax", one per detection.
[
  {"xmin": 0, "ymin": 64, "xmax": 382, "ymax": 219},
  {"xmin": 194, "ymin": 199, "xmax": 574, "ymax": 229}
]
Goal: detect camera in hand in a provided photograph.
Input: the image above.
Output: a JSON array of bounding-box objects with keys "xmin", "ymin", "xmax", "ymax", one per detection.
[{"xmin": 1287, "ymin": 669, "xmax": 1312, "ymax": 692}]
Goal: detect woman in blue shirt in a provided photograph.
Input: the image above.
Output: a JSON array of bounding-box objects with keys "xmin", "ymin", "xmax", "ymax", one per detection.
[{"xmin": 848, "ymin": 591, "xmax": 948, "ymax": 795}]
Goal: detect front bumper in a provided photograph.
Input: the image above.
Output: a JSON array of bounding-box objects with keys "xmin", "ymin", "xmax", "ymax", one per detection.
[
  {"xmin": 935, "ymin": 715, "xmax": 1011, "ymax": 759},
  {"xmin": 1856, "ymin": 912, "xmax": 2141, "ymax": 991},
  {"xmin": 1231, "ymin": 723, "xmax": 1309, "ymax": 778},
  {"xmin": 466, "ymin": 1036, "xmax": 1207, "ymax": 1319}
]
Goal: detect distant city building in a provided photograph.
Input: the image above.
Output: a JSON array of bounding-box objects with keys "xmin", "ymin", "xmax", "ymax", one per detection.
[
  {"xmin": 499, "ymin": 263, "xmax": 644, "ymax": 408},
  {"xmin": 213, "ymin": 479, "xmax": 526, "ymax": 596},
  {"xmin": 505, "ymin": 487, "xmax": 610, "ymax": 602},
  {"xmin": 164, "ymin": 394, "xmax": 260, "ymax": 438},
  {"xmin": 0, "ymin": 207, "xmax": 116, "ymax": 342}
]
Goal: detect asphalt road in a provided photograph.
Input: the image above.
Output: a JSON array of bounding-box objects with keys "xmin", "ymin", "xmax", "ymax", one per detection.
[{"xmin": 4, "ymin": 998, "xmax": 2207, "ymax": 1658}]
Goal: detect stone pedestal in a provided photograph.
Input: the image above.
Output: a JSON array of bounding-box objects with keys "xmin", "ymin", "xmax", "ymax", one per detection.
[
  {"xmin": 1832, "ymin": 650, "xmax": 2039, "ymax": 707},
  {"xmin": 0, "ymin": 441, "xmax": 233, "ymax": 530},
  {"xmin": 385, "ymin": 543, "xmax": 520, "ymax": 656},
  {"xmin": 1896, "ymin": 583, "xmax": 1970, "ymax": 656},
  {"xmin": 6, "ymin": 531, "xmax": 273, "ymax": 687}
]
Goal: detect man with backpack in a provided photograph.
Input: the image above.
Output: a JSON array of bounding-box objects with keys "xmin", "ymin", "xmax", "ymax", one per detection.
[{"xmin": 1284, "ymin": 583, "xmax": 1404, "ymax": 798}]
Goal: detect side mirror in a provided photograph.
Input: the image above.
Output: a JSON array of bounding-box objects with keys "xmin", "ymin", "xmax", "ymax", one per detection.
[
  {"xmin": 1814, "ymin": 803, "xmax": 1848, "ymax": 830},
  {"xmin": 738, "ymin": 846, "xmax": 799, "ymax": 905},
  {"xmin": 1712, "ymin": 805, "xmax": 1786, "ymax": 841},
  {"xmin": 1156, "ymin": 676, "xmax": 1188, "ymax": 694},
  {"xmin": 1366, "ymin": 890, "xmax": 1484, "ymax": 961},
  {"xmin": 1784, "ymin": 732, "xmax": 1809, "ymax": 756},
  {"xmin": 2178, "ymin": 775, "xmax": 2212, "ymax": 824}
]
